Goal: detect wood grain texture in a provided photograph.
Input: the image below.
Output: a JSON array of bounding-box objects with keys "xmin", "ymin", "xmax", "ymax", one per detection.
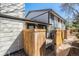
[
  {"xmin": 23, "ymin": 29, "xmax": 46, "ymax": 56},
  {"xmin": 54, "ymin": 29, "xmax": 66, "ymax": 48},
  {"xmin": 64, "ymin": 30, "xmax": 71, "ymax": 39}
]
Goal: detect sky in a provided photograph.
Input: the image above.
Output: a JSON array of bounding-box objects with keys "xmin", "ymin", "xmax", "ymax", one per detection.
[{"xmin": 25, "ymin": 3, "xmax": 67, "ymax": 19}]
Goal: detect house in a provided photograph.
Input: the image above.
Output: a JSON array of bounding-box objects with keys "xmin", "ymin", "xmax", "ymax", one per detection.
[
  {"xmin": 26, "ymin": 9, "xmax": 66, "ymax": 38},
  {"xmin": 0, "ymin": 13, "xmax": 49, "ymax": 56}
]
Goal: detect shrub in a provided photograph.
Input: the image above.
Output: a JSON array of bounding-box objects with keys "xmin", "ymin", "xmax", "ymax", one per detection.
[{"xmin": 76, "ymin": 32, "xmax": 79, "ymax": 39}]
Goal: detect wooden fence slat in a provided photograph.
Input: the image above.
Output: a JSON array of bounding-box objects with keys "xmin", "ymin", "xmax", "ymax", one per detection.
[
  {"xmin": 55, "ymin": 29, "xmax": 63, "ymax": 48},
  {"xmin": 23, "ymin": 29, "xmax": 46, "ymax": 56}
]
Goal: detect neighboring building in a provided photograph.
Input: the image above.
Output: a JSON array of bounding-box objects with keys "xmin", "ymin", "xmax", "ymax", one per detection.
[
  {"xmin": 26, "ymin": 9, "xmax": 66, "ymax": 37},
  {"xmin": 0, "ymin": 3, "xmax": 25, "ymax": 18},
  {"xmin": 26, "ymin": 9, "xmax": 65, "ymax": 30}
]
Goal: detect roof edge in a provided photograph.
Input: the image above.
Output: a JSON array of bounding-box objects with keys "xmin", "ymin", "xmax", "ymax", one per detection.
[
  {"xmin": 25, "ymin": 9, "xmax": 66, "ymax": 22},
  {"xmin": 0, "ymin": 13, "xmax": 50, "ymax": 25},
  {"xmin": 25, "ymin": 9, "xmax": 52, "ymax": 17}
]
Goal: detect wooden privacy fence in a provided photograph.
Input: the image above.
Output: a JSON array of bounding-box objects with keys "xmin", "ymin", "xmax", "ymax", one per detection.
[
  {"xmin": 52, "ymin": 29, "xmax": 64, "ymax": 56},
  {"xmin": 22, "ymin": 29, "xmax": 71, "ymax": 56},
  {"xmin": 23, "ymin": 29, "xmax": 46, "ymax": 56},
  {"xmin": 64, "ymin": 29, "xmax": 71, "ymax": 39},
  {"xmin": 54, "ymin": 29, "xmax": 63, "ymax": 48},
  {"xmin": 54, "ymin": 29, "xmax": 71, "ymax": 56},
  {"xmin": 54, "ymin": 29, "xmax": 71, "ymax": 48}
]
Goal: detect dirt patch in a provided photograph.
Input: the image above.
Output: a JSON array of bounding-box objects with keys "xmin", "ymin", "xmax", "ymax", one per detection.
[
  {"xmin": 68, "ymin": 48, "xmax": 79, "ymax": 56},
  {"xmin": 68, "ymin": 43, "xmax": 79, "ymax": 56}
]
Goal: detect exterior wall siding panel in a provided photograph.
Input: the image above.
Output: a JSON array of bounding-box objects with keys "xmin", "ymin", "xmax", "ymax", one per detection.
[{"xmin": 0, "ymin": 17, "xmax": 24, "ymax": 56}]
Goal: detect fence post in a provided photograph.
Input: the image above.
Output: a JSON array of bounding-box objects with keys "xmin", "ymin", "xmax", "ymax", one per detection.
[
  {"xmin": 34, "ymin": 29, "xmax": 46, "ymax": 56},
  {"xmin": 23, "ymin": 29, "xmax": 46, "ymax": 56},
  {"xmin": 62, "ymin": 30, "xmax": 65, "ymax": 42},
  {"xmin": 54, "ymin": 29, "xmax": 63, "ymax": 55},
  {"xmin": 55, "ymin": 29, "xmax": 63, "ymax": 48},
  {"xmin": 54, "ymin": 29, "xmax": 70, "ymax": 56},
  {"xmin": 65, "ymin": 29, "xmax": 71, "ymax": 39}
]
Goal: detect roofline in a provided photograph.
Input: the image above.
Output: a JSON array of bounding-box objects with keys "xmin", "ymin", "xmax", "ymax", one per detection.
[
  {"xmin": 28, "ymin": 9, "xmax": 52, "ymax": 12},
  {"xmin": 31, "ymin": 11, "xmax": 48, "ymax": 19},
  {"xmin": 25, "ymin": 9, "xmax": 66, "ymax": 22},
  {"xmin": 50, "ymin": 10, "xmax": 66, "ymax": 22},
  {"xmin": 25, "ymin": 9, "xmax": 52, "ymax": 17},
  {"xmin": 0, "ymin": 13, "xmax": 51, "ymax": 25}
]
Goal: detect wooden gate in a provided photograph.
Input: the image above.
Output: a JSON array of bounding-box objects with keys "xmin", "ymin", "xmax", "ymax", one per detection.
[{"xmin": 23, "ymin": 29, "xmax": 46, "ymax": 56}]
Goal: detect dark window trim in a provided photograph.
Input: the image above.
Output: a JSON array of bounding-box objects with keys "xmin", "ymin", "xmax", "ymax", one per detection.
[{"xmin": 27, "ymin": 23, "xmax": 35, "ymax": 29}]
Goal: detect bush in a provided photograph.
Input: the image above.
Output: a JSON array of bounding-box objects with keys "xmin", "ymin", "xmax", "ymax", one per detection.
[{"xmin": 76, "ymin": 32, "xmax": 79, "ymax": 39}]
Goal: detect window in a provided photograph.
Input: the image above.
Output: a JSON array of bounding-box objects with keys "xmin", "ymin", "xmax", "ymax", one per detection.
[
  {"xmin": 27, "ymin": 23, "xmax": 35, "ymax": 29},
  {"xmin": 50, "ymin": 14, "xmax": 54, "ymax": 20},
  {"xmin": 58, "ymin": 18, "xmax": 60, "ymax": 22},
  {"xmin": 37, "ymin": 24, "xmax": 47, "ymax": 29}
]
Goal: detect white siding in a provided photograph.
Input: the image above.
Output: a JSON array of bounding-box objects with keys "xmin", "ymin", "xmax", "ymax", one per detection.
[
  {"xmin": 0, "ymin": 17, "xmax": 24, "ymax": 56},
  {"xmin": 0, "ymin": 3, "xmax": 25, "ymax": 18},
  {"xmin": 49, "ymin": 18, "xmax": 54, "ymax": 30}
]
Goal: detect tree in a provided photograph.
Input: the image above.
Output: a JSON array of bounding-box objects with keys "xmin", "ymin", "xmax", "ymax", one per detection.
[
  {"xmin": 60, "ymin": 3, "xmax": 79, "ymax": 29},
  {"xmin": 60, "ymin": 3, "xmax": 79, "ymax": 17},
  {"xmin": 71, "ymin": 13, "xmax": 79, "ymax": 38},
  {"xmin": 72, "ymin": 14, "xmax": 79, "ymax": 29}
]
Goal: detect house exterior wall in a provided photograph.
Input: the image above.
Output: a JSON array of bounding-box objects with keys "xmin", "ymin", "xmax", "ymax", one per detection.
[
  {"xmin": 47, "ymin": 12, "xmax": 65, "ymax": 38},
  {"xmin": 26, "ymin": 10, "xmax": 65, "ymax": 29},
  {"xmin": 49, "ymin": 15, "xmax": 65, "ymax": 30},
  {"xmin": 0, "ymin": 17, "xmax": 24, "ymax": 56}
]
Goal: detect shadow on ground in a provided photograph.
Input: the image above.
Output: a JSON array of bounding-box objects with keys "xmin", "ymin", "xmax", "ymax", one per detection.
[{"xmin": 68, "ymin": 42, "xmax": 79, "ymax": 56}]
